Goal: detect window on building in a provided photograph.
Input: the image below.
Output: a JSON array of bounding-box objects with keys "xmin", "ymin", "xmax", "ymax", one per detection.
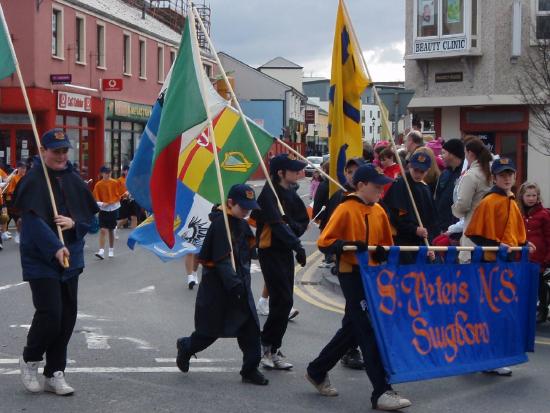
[
  {"xmin": 170, "ymin": 50, "xmax": 176, "ymax": 66},
  {"xmin": 377, "ymin": 111, "xmax": 380, "ymax": 119},
  {"xmin": 369, "ymin": 126, "xmax": 373, "ymax": 134},
  {"xmin": 52, "ymin": 8, "xmax": 63, "ymax": 58},
  {"xmin": 442, "ymin": 0, "xmax": 464, "ymax": 35},
  {"xmin": 123, "ymin": 33, "xmax": 131, "ymax": 75},
  {"xmin": 157, "ymin": 45, "xmax": 164, "ymax": 82},
  {"xmin": 75, "ymin": 16, "xmax": 85, "ymax": 64},
  {"xmin": 416, "ymin": 0, "xmax": 466, "ymax": 37},
  {"xmin": 96, "ymin": 23, "xmax": 105, "ymax": 68},
  {"xmin": 417, "ymin": 0, "xmax": 439, "ymax": 37},
  {"xmin": 536, "ymin": 0, "xmax": 550, "ymax": 39},
  {"xmin": 471, "ymin": 0, "xmax": 478, "ymax": 47},
  {"xmin": 139, "ymin": 39, "xmax": 146, "ymax": 78}
]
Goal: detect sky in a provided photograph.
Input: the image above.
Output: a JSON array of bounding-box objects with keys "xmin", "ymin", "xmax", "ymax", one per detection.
[{"xmin": 205, "ymin": 0, "xmax": 406, "ymax": 82}]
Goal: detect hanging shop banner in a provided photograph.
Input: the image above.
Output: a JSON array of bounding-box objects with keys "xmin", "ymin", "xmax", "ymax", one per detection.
[
  {"xmin": 357, "ymin": 246, "xmax": 538, "ymax": 384},
  {"xmin": 58, "ymin": 91, "xmax": 91, "ymax": 113}
]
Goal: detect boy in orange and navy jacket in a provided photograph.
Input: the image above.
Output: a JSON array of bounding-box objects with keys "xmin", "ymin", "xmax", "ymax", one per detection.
[{"xmin": 93, "ymin": 166, "xmax": 121, "ymax": 259}]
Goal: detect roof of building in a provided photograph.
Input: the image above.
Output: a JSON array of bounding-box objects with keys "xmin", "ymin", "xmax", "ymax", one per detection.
[
  {"xmin": 302, "ymin": 77, "xmax": 329, "ymax": 83},
  {"xmin": 259, "ymin": 56, "xmax": 303, "ymax": 69},
  {"xmin": 218, "ymin": 52, "xmax": 307, "ymax": 100},
  {"xmin": 66, "ymin": 0, "xmax": 182, "ymax": 44}
]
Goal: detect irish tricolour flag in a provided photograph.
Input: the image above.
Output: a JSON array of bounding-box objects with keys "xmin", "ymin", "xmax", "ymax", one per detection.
[
  {"xmin": 151, "ymin": 15, "xmax": 273, "ymax": 248},
  {"xmin": 0, "ymin": 4, "xmax": 16, "ymax": 80}
]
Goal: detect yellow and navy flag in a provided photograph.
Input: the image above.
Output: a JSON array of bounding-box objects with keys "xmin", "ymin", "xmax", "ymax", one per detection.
[{"xmin": 328, "ymin": 0, "xmax": 371, "ymax": 195}]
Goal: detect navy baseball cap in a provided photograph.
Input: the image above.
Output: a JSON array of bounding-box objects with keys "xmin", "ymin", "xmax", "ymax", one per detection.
[
  {"xmin": 269, "ymin": 153, "xmax": 307, "ymax": 174},
  {"xmin": 41, "ymin": 128, "xmax": 72, "ymax": 150},
  {"xmin": 228, "ymin": 184, "xmax": 259, "ymax": 210},
  {"xmin": 99, "ymin": 166, "xmax": 111, "ymax": 173},
  {"xmin": 345, "ymin": 157, "xmax": 366, "ymax": 169},
  {"xmin": 353, "ymin": 163, "xmax": 393, "ymax": 186},
  {"xmin": 409, "ymin": 152, "xmax": 432, "ymax": 171},
  {"xmin": 491, "ymin": 157, "xmax": 516, "ymax": 174}
]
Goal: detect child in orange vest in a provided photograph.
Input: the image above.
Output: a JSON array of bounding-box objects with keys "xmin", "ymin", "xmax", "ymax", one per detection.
[{"xmin": 93, "ymin": 166, "xmax": 121, "ymax": 259}]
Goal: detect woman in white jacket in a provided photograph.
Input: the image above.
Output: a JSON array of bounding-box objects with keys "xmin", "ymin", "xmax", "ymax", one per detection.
[{"xmin": 452, "ymin": 137, "xmax": 492, "ymax": 263}]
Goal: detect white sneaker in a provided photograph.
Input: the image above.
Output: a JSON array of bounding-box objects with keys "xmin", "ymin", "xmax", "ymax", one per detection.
[
  {"xmin": 108, "ymin": 248, "xmax": 114, "ymax": 258},
  {"xmin": 114, "ymin": 228, "xmax": 119, "ymax": 240},
  {"xmin": 1, "ymin": 232, "xmax": 11, "ymax": 241},
  {"xmin": 376, "ymin": 390, "xmax": 412, "ymax": 411},
  {"xmin": 19, "ymin": 357, "xmax": 42, "ymax": 393},
  {"xmin": 483, "ymin": 367, "xmax": 512, "ymax": 376},
  {"xmin": 95, "ymin": 249, "xmax": 104, "ymax": 260},
  {"xmin": 271, "ymin": 351, "xmax": 293, "ymax": 370},
  {"xmin": 44, "ymin": 371, "xmax": 74, "ymax": 396},
  {"xmin": 260, "ymin": 350, "xmax": 275, "ymax": 369},
  {"xmin": 288, "ymin": 307, "xmax": 299, "ymax": 321},
  {"xmin": 187, "ymin": 273, "xmax": 198, "ymax": 290},
  {"xmin": 14, "ymin": 232, "xmax": 20, "ymax": 244},
  {"xmin": 257, "ymin": 297, "xmax": 269, "ymax": 316}
]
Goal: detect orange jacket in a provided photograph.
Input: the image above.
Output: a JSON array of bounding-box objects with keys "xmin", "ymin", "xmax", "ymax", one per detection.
[
  {"xmin": 93, "ymin": 179, "xmax": 122, "ymax": 204},
  {"xmin": 318, "ymin": 195, "xmax": 394, "ymax": 271}
]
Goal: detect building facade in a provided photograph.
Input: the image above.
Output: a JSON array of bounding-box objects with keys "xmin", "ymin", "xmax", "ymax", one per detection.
[
  {"xmin": 0, "ymin": 0, "xmax": 217, "ymax": 180},
  {"xmin": 405, "ymin": 0, "xmax": 550, "ymax": 199}
]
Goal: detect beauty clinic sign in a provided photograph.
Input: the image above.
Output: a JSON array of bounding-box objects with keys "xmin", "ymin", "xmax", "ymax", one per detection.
[{"xmin": 57, "ymin": 91, "xmax": 92, "ymax": 113}]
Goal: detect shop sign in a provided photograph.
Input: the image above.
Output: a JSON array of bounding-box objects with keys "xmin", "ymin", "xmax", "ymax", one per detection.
[
  {"xmin": 435, "ymin": 72, "xmax": 463, "ymax": 83},
  {"xmin": 50, "ymin": 74, "xmax": 72, "ymax": 84},
  {"xmin": 414, "ymin": 36, "xmax": 467, "ymax": 54},
  {"xmin": 108, "ymin": 100, "xmax": 152, "ymax": 122},
  {"xmin": 102, "ymin": 78, "xmax": 123, "ymax": 91},
  {"xmin": 305, "ymin": 110, "xmax": 316, "ymax": 124},
  {"xmin": 58, "ymin": 91, "xmax": 91, "ymax": 113}
]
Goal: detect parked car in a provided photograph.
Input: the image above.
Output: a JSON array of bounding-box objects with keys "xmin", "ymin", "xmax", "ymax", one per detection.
[{"xmin": 304, "ymin": 156, "xmax": 323, "ymax": 177}]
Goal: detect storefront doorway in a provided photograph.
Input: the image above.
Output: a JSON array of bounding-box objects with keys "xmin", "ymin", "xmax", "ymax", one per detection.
[
  {"xmin": 56, "ymin": 115, "xmax": 96, "ymax": 180},
  {"xmin": 0, "ymin": 126, "xmax": 35, "ymax": 168}
]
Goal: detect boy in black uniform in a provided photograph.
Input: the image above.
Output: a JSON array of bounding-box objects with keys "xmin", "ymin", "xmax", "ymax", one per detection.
[
  {"xmin": 252, "ymin": 154, "xmax": 308, "ymax": 370},
  {"xmin": 176, "ymin": 184, "xmax": 268, "ymax": 385},
  {"xmin": 383, "ymin": 151, "xmax": 438, "ymax": 263}
]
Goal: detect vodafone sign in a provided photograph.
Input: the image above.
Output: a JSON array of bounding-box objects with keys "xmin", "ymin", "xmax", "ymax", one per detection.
[
  {"xmin": 57, "ymin": 91, "xmax": 92, "ymax": 113},
  {"xmin": 102, "ymin": 78, "xmax": 123, "ymax": 91}
]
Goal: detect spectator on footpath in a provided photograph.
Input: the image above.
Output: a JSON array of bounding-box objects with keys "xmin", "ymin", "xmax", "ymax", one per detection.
[
  {"xmin": 434, "ymin": 139, "xmax": 465, "ymax": 235},
  {"xmin": 517, "ymin": 181, "xmax": 550, "ymax": 323},
  {"xmin": 452, "ymin": 137, "xmax": 492, "ymax": 263},
  {"xmin": 378, "ymin": 147, "xmax": 401, "ymax": 196},
  {"xmin": 426, "ymin": 137, "xmax": 446, "ymax": 171},
  {"xmin": 306, "ymin": 164, "xmax": 412, "ymax": 411},
  {"xmin": 404, "ymin": 130, "xmax": 424, "ymax": 162},
  {"xmin": 413, "ymin": 147, "xmax": 440, "ymax": 194},
  {"xmin": 310, "ymin": 170, "xmax": 322, "ymax": 201},
  {"xmin": 93, "ymin": 166, "xmax": 121, "ymax": 259},
  {"xmin": 312, "ymin": 161, "xmax": 330, "ymax": 231},
  {"xmin": 5, "ymin": 161, "xmax": 28, "ymax": 244},
  {"xmin": 175, "ymin": 184, "xmax": 268, "ymax": 386},
  {"xmin": 465, "ymin": 158, "xmax": 536, "ymax": 377},
  {"xmin": 14, "ymin": 128, "xmax": 98, "ymax": 395}
]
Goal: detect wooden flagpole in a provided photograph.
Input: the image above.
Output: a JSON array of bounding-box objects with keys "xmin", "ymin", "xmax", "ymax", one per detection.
[
  {"xmin": 191, "ymin": 7, "xmax": 288, "ymax": 217},
  {"xmin": 341, "ymin": 0, "xmax": 429, "ymax": 248},
  {"xmin": 0, "ymin": 4, "xmax": 69, "ymax": 266},
  {"xmin": 343, "ymin": 245, "xmax": 526, "ymax": 252},
  {"xmin": 189, "ymin": 10, "xmax": 236, "ymax": 270}
]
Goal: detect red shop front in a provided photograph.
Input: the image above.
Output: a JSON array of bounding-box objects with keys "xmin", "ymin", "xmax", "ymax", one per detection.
[{"xmin": 0, "ymin": 87, "xmax": 104, "ymax": 180}]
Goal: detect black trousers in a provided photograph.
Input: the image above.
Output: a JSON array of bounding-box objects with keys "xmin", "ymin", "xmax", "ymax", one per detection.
[
  {"xmin": 23, "ymin": 276, "xmax": 79, "ymax": 377},
  {"xmin": 258, "ymin": 248, "xmax": 294, "ymax": 352},
  {"xmin": 307, "ymin": 272, "xmax": 390, "ymax": 408},
  {"xmin": 183, "ymin": 316, "xmax": 261, "ymax": 375},
  {"xmin": 539, "ymin": 272, "xmax": 549, "ymax": 314}
]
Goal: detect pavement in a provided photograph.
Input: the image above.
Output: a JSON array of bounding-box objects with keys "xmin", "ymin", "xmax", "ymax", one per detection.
[{"xmin": 1, "ymin": 178, "xmax": 550, "ymax": 412}]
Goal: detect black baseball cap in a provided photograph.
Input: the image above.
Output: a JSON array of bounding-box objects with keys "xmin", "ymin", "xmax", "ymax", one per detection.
[
  {"xmin": 409, "ymin": 152, "xmax": 432, "ymax": 171},
  {"xmin": 41, "ymin": 128, "xmax": 72, "ymax": 150},
  {"xmin": 228, "ymin": 184, "xmax": 259, "ymax": 210},
  {"xmin": 99, "ymin": 166, "xmax": 111, "ymax": 173},
  {"xmin": 353, "ymin": 164, "xmax": 393, "ymax": 186},
  {"xmin": 269, "ymin": 153, "xmax": 307, "ymax": 174}
]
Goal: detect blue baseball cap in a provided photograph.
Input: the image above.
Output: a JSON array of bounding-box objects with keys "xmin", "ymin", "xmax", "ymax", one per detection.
[
  {"xmin": 269, "ymin": 153, "xmax": 307, "ymax": 174},
  {"xmin": 353, "ymin": 163, "xmax": 393, "ymax": 186},
  {"xmin": 491, "ymin": 157, "xmax": 516, "ymax": 174},
  {"xmin": 99, "ymin": 166, "xmax": 111, "ymax": 173},
  {"xmin": 228, "ymin": 184, "xmax": 259, "ymax": 210},
  {"xmin": 41, "ymin": 128, "xmax": 72, "ymax": 150},
  {"xmin": 409, "ymin": 152, "xmax": 432, "ymax": 171}
]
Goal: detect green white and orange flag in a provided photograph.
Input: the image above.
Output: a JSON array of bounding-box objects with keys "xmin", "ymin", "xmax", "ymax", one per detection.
[
  {"xmin": 0, "ymin": 4, "xmax": 16, "ymax": 80},
  {"xmin": 151, "ymin": 15, "xmax": 273, "ymax": 248}
]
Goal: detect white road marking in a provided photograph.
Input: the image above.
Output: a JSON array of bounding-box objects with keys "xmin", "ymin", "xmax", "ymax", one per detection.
[
  {"xmin": 9, "ymin": 324, "xmax": 30, "ymax": 330},
  {"xmin": 154, "ymin": 358, "xmax": 235, "ymax": 363},
  {"xmin": 82, "ymin": 327, "xmax": 111, "ymax": 350},
  {"xmin": 77, "ymin": 312, "xmax": 111, "ymax": 322},
  {"xmin": 0, "ymin": 359, "xmax": 75, "ymax": 365},
  {"xmin": 130, "ymin": 285, "xmax": 156, "ymax": 294},
  {"xmin": 0, "ymin": 366, "xmax": 239, "ymax": 374},
  {"xmin": 0, "ymin": 282, "xmax": 26, "ymax": 292},
  {"xmin": 118, "ymin": 337, "xmax": 155, "ymax": 350}
]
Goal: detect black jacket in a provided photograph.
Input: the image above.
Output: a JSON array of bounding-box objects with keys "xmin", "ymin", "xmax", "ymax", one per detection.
[
  {"xmin": 434, "ymin": 162, "xmax": 463, "ymax": 234},
  {"xmin": 195, "ymin": 211, "xmax": 259, "ymax": 338}
]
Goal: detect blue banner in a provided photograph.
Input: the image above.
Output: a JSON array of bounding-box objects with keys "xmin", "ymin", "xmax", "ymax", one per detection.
[{"xmin": 357, "ymin": 246, "xmax": 539, "ymax": 384}]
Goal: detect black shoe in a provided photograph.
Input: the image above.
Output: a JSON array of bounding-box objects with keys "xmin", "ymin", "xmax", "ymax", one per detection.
[
  {"xmin": 176, "ymin": 338, "xmax": 194, "ymax": 373},
  {"xmin": 536, "ymin": 309, "xmax": 549, "ymax": 324},
  {"xmin": 340, "ymin": 348, "xmax": 364, "ymax": 370},
  {"xmin": 241, "ymin": 369, "xmax": 269, "ymax": 385}
]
